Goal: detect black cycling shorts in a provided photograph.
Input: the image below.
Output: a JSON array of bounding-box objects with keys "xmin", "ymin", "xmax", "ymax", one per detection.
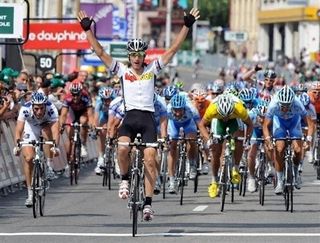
[{"xmin": 118, "ymin": 109, "xmax": 157, "ymax": 143}]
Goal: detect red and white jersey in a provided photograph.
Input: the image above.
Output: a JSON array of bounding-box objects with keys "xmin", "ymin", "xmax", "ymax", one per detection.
[{"xmin": 109, "ymin": 58, "xmax": 164, "ymax": 112}]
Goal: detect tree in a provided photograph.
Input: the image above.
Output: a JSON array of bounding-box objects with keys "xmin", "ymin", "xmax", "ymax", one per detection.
[{"xmin": 187, "ymin": 0, "xmax": 229, "ymax": 28}]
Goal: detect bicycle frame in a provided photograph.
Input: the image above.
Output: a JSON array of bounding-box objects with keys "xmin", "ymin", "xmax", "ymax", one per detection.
[
  {"xmin": 19, "ymin": 137, "xmax": 55, "ymax": 218},
  {"xmin": 118, "ymin": 134, "xmax": 158, "ymax": 237},
  {"xmin": 63, "ymin": 122, "xmax": 88, "ymax": 185}
]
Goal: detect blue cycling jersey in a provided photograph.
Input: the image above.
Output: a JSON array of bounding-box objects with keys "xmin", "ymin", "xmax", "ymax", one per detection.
[
  {"xmin": 266, "ymin": 96, "xmax": 307, "ymax": 120},
  {"xmin": 167, "ymin": 102, "xmax": 200, "ymax": 124},
  {"xmin": 95, "ymin": 97, "xmax": 109, "ymax": 114},
  {"xmin": 154, "ymin": 94, "xmax": 167, "ymax": 127}
]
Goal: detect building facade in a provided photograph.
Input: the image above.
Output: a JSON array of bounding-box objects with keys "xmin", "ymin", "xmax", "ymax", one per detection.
[{"xmin": 230, "ymin": 0, "xmax": 320, "ymax": 62}]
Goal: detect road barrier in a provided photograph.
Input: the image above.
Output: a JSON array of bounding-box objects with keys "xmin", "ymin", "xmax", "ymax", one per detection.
[{"xmin": 0, "ymin": 120, "xmax": 98, "ymax": 194}]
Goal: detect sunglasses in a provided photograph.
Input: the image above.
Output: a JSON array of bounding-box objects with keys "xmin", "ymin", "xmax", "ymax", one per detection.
[
  {"xmin": 71, "ymin": 93, "xmax": 80, "ymax": 97},
  {"xmin": 280, "ymin": 103, "xmax": 291, "ymax": 109},
  {"xmin": 129, "ymin": 52, "xmax": 145, "ymax": 57}
]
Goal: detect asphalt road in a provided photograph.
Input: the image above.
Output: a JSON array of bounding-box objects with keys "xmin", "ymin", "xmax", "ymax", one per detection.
[
  {"xmin": 0, "ymin": 157, "xmax": 319, "ymax": 243},
  {"xmin": 1, "ymin": 68, "xmax": 320, "ymax": 243}
]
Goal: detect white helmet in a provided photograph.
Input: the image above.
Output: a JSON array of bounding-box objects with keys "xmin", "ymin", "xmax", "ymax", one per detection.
[
  {"xmin": 277, "ymin": 85, "xmax": 295, "ymax": 104},
  {"xmin": 217, "ymin": 94, "xmax": 235, "ymax": 117},
  {"xmin": 127, "ymin": 39, "xmax": 148, "ymax": 52}
]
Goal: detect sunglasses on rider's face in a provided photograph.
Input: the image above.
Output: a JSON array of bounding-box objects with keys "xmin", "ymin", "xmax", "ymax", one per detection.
[
  {"xmin": 72, "ymin": 93, "xmax": 80, "ymax": 97},
  {"xmin": 280, "ymin": 103, "xmax": 291, "ymax": 109},
  {"xmin": 129, "ymin": 51, "xmax": 145, "ymax": 58}
]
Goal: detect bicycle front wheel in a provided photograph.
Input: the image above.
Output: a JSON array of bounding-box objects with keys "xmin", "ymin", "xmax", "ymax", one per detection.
[
  {"xmin": 220, "ymin": 164, "xmax": 228, "ymax": 212},
  {"xmin": 178, "ymin": 156, "xmax": 186, "ymax": 206},
  {"xmin": 131, "ymin": 172, "xmax": 139, "ymax": 237},
  {"xmin": 32, "ymin": 162, "xmax": 40, "ymax": 218},
  {"xmin": 194, "ymin": 151, "xmax": 202, "ymax": 193},
  {"xmin": 161, "ymin": 151, "xmax": 167, "ymax": 199},
  {"xmin": 39, "ymin": 164, "xmax": 47, "ymax": 217}
]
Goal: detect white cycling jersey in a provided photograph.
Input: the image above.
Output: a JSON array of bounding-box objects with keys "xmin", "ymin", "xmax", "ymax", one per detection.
[
  {"xmin": 109, "ymin": 58, "xmax": 165, "ymax": 112},
  {"xmin": 17, "ymin": 101, "xmax": 58, "ymax": 144}
]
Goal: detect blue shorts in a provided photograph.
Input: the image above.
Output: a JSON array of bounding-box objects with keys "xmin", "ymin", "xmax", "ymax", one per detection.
[
  {"xmin": 252, "ymin": 127, "xmax": 263, "ymax": 145},
  {"xmin": 168, "ymin": 119, "xmax": 197, "ymax": 139},
  {"xmin": 273, "ymin": 115, "xmax": 303, "ymax": 139}
]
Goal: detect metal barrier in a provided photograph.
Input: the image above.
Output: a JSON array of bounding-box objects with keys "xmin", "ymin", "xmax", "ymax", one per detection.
[{"xmin": 0, "ymin": 120, "xmax": 98, "ymax": 194}]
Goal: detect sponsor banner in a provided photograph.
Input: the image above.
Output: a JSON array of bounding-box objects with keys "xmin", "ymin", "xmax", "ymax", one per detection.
[
  {"xmin": 80, "ymin": 3, "xmax": 113, "ymax": 38},
  {"xmin": 145, "ymin": 48, "xmax": 165, "ymax": 64},
  {"xmin": 0, "ymin": 3, "xmax": 24, "ymax": 38},
  {"xmin": 23, "ymin": 23, "xmax": 90, "ymax": 50}
]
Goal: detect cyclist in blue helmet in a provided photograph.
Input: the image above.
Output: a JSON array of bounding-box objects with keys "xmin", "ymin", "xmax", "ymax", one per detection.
[
  {"xmin": 297, "ymin": 92, "xmax": 317, "ymax": 171},
  {"xmin": 163, "ymin": 85, "xmax": 178, "ymax": 101},
  {"xmin": 166, "ymin": 94, "xmax": 202, "ymax": 193},
  {"xmin": 93, "ymin": 86, "xmax": 115, "ymax": 175},
  {"xmin": 14, "ymin": 91, "xmax": 60, "ymax": 207}
]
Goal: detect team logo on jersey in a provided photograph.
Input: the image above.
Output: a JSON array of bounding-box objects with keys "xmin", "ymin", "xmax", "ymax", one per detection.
[
  {"xmin": 125, "ymin": 72, "xmax": 137, "ymax": 82},
  {"xmin": 48, "ymin": 108, "xmax": 55, "ymax": 117},
  {"xmin": 23, "ymin": 133, "xmax": 30, "ymax": 139},
  {"xmin": 23, "ymin": 110, "xmax": 30, "ymax": 118}
]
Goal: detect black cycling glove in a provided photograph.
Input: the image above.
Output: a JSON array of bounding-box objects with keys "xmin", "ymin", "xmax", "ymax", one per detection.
[
  {"xmin": 255, "ymin": 64, "xmax": 262, "ymax": 72},
  {"xmin": 80, "ymin": 17, "xmax": 93, "ymax": 31},
  {"xmin": 184, "ymin": 13, "xmax": 196, "ymax": 28}
]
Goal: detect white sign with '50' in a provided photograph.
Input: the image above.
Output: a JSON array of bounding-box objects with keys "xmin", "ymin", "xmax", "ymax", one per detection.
[{"xmin": 37, "ymin": 55, "xmax": 55, "ymax": 71}]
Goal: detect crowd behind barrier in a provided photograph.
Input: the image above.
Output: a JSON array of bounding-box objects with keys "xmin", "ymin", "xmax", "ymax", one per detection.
[{"xmin": 0, "ymin": 119, "xmax": 99, "ymax": 195}]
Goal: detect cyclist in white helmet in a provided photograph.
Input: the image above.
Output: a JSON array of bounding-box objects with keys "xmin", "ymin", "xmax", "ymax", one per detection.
[
  {"xmin": 78, "ymin": 8, "xmax": 200, "ymax": 221},
  {"xmin": 263, "ymin": 85, "xmax": 313, "ymax": 194},
  {"xmin": 198, "ymin": 93, "xmax": 253, "ymax": 199},
  {"xmin": 13, "ymin": 92, "xmax": 60, "ymax": 207}
]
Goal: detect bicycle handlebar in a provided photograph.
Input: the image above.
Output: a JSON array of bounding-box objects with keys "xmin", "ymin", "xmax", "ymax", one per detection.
[
  {"xmin": 118, "ymin": 141, "xmax": 159, "ymax": 148},
  {"xmin": 62, "ymin": 123, "xmax": 90, "ymax": 128},
  {"xmin": 18, "ymin": 140, "xmax": 56, "ymax": 147}
]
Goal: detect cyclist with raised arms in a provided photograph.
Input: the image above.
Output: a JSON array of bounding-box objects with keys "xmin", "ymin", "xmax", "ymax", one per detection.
[
  {"xmin": 13, "ymin": 92, "xmax": 60, "ymax": 207},
  {"xmin": 77, "ymin": 8, "xmax": 200, "ymax": 221},
  {"xmin": 198, "ymin": 94, "xmax": 253, "ymax": 199},
  {"xmin": 263, "ymin": 86, "xmax": 313, "ymax": 194}
]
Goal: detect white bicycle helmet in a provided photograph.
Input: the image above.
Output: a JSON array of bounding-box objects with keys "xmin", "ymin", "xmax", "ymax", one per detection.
[
  {"xmin": 70, "ymin": 82, "xmax": 82, "ymax": 95},
  {"xmin": 217, "ymin": 94, "xmax": 235, "ymax": 117},
  {"xmin": 239, "ymin": 88, "xmax": 253, "ymax": 102},
  {"xmin": 277, "ymin": 85, "xmax": 295, "ymax": 104},
  {"xmin": 98, "ymin": 87, "xmax": 114, "ymax": 99},
  {"xmin": 31, "ymin": 92, "xmax": 48, "ymax": 105},
  {"xmin": 127, "ymin": 39, "xmax": 148, "ymax": 52}
]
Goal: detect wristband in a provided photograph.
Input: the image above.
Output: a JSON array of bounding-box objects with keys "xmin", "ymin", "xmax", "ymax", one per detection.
[
  {"xmin": 306, "ymin": 135, "xmax": 312, "ymax": 142},
  {"xmin": 265, "ymin": 136, "xmax": 271, "ymax": 141}
]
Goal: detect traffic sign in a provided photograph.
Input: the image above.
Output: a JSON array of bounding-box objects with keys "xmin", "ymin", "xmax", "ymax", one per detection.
[
  {"xmin": 37, "ymin": 55, "xmax": 55, "ymax": 71},
  {"xmin": 0, "ymin": 3, "xmax": 24, "ymax": 38},
  {"xmin": 83, "ymin": 40, "xmax": 127, "ymax": 64},
  {"xmin": 224, "ymin": 31, "xmax": 248, "ymax": 42}
]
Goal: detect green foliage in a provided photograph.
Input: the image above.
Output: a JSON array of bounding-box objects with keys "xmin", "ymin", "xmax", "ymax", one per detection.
[
  {"xmin": 187, "ymin": 0, "xmax": 229, "ymax": 27},
  {"xmin": 180, "ymin": 39, "xmax": 192, "ymax": 50}
]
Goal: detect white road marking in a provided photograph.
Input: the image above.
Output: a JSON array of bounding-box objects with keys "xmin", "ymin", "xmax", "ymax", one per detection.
[
  {"xmin": 192, "ymin": 205, "xmax": 208, "ymax": 212},
  {"xmin": 305, "ymin": 180, "xmax": 320, "ymax": 185},
  {"xmin": 0, "ymin": 232, "xmax": 320, "ymax": 237}
]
